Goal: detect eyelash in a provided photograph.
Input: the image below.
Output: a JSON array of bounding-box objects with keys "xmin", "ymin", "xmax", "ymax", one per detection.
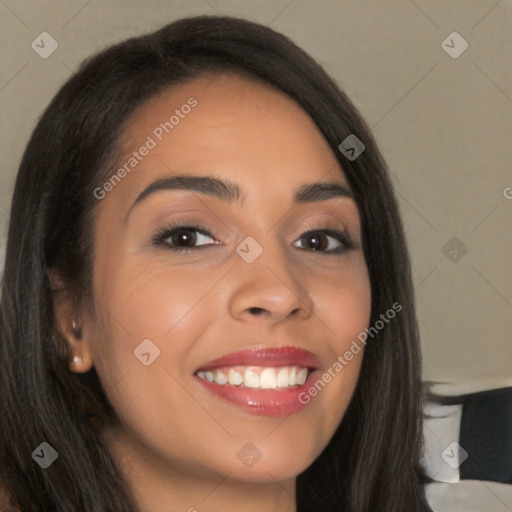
[{"xmin": 151, "ymin": 221, "xmax": 356, "ymax": 255}]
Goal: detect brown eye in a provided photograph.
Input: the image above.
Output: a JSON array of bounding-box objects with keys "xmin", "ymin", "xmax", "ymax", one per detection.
[
  {"xmin": 169, "ymin": 228, "xmax": 199, "ymax": 248},
  {"xmin": 302, "ymin": 232, "xmax": 329, "ymax": 251},
  {"xmin": 153, "ymin": 224, "xmax": 217, "ymax": 252},
  {"xmin": 293, "ymin": 229, "xmax": 355, "ymax": 254}
]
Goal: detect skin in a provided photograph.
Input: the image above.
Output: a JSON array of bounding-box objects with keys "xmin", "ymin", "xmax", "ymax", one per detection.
[{"xmin": 55, "ymin": 73, "xmax": 371, "ymax": 512}]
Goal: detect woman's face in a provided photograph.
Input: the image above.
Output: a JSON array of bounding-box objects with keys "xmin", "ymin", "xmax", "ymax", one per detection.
[{"xmin": 78, "ymin": 73, "xmax": 371, "ymax": 490}]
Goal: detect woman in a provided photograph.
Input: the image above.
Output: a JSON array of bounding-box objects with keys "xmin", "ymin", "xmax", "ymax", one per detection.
[{"xmin": 0, "ymin": 15, "xmax": 431, "ymax": 511}]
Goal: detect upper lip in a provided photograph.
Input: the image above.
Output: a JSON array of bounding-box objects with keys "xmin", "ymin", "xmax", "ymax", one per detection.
[{"xmin": 195, "ymin": 346, "xmax": 323, "ymax": 373}]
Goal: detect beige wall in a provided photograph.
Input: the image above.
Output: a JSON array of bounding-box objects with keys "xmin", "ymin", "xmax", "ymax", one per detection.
[{"xmin": 1, "ymin": 0, "xmax": 511, "ymax": 389}]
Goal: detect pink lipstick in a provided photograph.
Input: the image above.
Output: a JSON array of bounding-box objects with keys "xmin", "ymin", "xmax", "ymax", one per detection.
[{"xmin": 193, "ymin": 347, "xmax": 322, "ymax": 416}]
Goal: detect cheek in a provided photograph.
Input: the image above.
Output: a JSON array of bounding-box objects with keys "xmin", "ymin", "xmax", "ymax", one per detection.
[
  {"xmin": 91, "ymin": 255, "xmax": 218, "ymax": 377},
  {"xmin": 315, "ymin": 254, "xmax": 372, "ymax": 347},
  {"xmin": 305, "ymin": 255, "xmax": 371, "ymax": 435},
  {"xmin": 109, "ymin": 261, "xmax": 216, "ymax": 339},
  {"xmin": 89, "ymin": 258, "xmax": 223, "ymax": 463}
]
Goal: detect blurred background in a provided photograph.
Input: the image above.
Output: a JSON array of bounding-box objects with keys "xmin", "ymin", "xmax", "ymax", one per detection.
[{"xmin": 1, "ymin": 1, "xmax": 511, "ymax": 510}]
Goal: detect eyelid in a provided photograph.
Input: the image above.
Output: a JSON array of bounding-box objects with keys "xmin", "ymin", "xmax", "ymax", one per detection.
[{"xmin": 294, "ymin": 215, "xmax": 356, "ymax": 240}]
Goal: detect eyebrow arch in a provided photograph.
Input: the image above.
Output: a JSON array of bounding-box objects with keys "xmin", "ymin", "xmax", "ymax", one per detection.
[{"xmin": 125, "ymin": 174, "xmax": 354, "ymax": 222}]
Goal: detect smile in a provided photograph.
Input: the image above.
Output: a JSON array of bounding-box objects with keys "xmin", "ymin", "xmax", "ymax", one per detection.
[
  {"xmin": 196, "ymin": 365, "xmax": 309, "ymax": 389},
  {"xmin": 193, "ymin": 346, "xmax": 322, "ymax": 416}
]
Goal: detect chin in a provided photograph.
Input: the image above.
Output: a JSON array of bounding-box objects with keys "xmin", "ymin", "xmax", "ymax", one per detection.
[{"xmin": 213, "ymin": 442, "xmax": 319, "ymax": 483}]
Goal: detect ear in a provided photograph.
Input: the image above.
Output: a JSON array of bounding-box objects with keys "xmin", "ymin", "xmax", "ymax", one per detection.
[{"xmin": 48, "ymin": 268, "xmax": 94, "ymax": 374}]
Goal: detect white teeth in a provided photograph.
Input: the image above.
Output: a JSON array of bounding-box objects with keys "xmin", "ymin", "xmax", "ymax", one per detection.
[
  {"xmin": 289, "ymin": 367, "xmax": 297, "ymax": 386},
  {"xmin": 197, "ymin": 365, "xmax": 310, "ymax": 389},
  {"xmin": 244, "ymin": 368, "xmax": 260, "ymax": 388},
  {"xmin": 277, "ymin": 368, "xmax": 290, "ymax": 387},
  {"xmin": 215, "ymin": 369, "xmax": 227, "ymax": 385},
  {"xmin": 296, "ymin": 368, "xmax": 308, "ymax": 385},
  {"xmin": 260, "ymin": 368, "xmax": 278, "ymax": 389},
  {"xmin": 228, "ymin": 368, "xmax": 243, "ymax": 385}
]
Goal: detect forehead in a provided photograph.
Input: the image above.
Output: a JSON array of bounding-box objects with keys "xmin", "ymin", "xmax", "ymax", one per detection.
[{"xmin": 101, "ymin": 73, "xmax": 348, "ymax": 214}]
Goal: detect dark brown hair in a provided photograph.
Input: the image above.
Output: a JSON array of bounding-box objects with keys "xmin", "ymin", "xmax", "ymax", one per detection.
[{"xmin": 0, "ymin": 15, "xmax": 431, "ymax": 511}]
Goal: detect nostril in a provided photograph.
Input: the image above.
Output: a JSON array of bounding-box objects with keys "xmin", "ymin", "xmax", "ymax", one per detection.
[{"xmin": 248, "ymin": 307, "xmax": 266, "ymax": 315}]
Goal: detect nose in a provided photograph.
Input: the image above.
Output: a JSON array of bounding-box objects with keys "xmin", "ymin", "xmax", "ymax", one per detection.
[{"xmin": 228, "ymin": 240, "xmax": 314, "ymax": 327}]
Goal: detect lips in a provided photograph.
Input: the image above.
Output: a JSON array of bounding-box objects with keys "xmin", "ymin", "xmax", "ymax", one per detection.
[
  {"xmin": 195, "ymin": 346, "xmax": 322, "ymax": 372},
  {"xmin": 193, "ymin": 347, "xmax": 323, "ymax": 416}
]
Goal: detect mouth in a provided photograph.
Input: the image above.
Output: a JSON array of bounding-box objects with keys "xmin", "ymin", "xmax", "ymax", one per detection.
[{"xmin": 193, "ymin": 346, "xmax": 322, "ymax": 416}]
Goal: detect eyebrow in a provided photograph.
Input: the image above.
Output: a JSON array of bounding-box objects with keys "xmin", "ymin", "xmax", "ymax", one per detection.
[{"xmin": 125, "ymin": 174, "xmax": 354, "ymax": 221}]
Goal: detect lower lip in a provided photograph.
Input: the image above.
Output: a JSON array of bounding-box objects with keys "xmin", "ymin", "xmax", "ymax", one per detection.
[{"xmin": 194, "ymin": 370, "xmax": 320, "ymax": 417}]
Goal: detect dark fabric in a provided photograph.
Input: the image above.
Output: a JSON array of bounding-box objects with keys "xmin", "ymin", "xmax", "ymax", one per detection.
[{"xmin": 459, "ymin": 386, "xmax": 512, "ymax": 483}]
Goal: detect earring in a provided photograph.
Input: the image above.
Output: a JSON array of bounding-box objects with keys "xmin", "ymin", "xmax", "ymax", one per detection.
[{"xmin": 72, "ymin": 354, "xmax": 82, "ymax": 365}]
